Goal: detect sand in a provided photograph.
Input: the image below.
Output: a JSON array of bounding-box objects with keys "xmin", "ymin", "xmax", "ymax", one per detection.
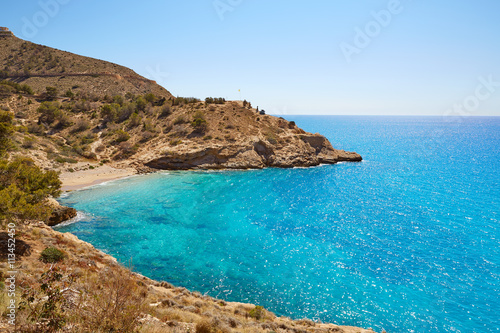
[{"xmin": 59, "ymin": 164, "xmax": 137, "ymax": 191}]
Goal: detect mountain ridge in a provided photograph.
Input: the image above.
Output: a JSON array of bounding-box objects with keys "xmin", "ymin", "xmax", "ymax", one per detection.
[{"xmin": 0, "ymin": 31, "xmax": 172, "ymax": 98}]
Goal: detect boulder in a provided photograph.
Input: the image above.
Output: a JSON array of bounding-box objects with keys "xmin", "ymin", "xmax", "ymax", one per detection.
[{"xmin": 47, "ymin": 199, "xmax": 77, "ymax": 226}]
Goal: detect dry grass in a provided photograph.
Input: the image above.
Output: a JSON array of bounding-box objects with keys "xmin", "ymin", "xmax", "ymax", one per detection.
[{"xmin": 74, "ymin": 268, "xmax": 147, "ymax": 332}]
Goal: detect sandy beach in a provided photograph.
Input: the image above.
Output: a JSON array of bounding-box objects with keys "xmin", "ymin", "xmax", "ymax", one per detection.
[{"xmin": 59, "ymin": 164, "xmax": 137, "ymax": 191}]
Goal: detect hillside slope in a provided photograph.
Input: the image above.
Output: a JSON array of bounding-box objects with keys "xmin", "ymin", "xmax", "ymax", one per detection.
[{"xmin": 0, "ymin": 33, "xmax": 172, "ymax": 98}]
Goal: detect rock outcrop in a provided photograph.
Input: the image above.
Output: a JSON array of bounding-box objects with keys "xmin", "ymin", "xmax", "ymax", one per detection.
[
  {"xmin": 144, "ymin": 132, "xmax": 361, "ymax": 170},
  {"xmin": 46, "ymin": 198, "xmax": 77, "ymax": 226},
  {"xmin": 48, "ymin": 206, "xmax": 77, "ymax": 226}
]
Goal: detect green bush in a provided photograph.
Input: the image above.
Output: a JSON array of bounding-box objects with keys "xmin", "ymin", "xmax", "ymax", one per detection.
[
  {"xmin": 0, "ymin": 80, "xmax": 34, "ymax": 95},
  {"xmin": 135, "ymin": 97, "xmax": 147, "ymax": 111},
  {"xmin": 159, "ymin": 105, "xmax": 171, "ymax": 118},
  {"xmin": 37, "ymin": 101, "xmax": 61, "ymax": 125},
  {"xmin": 18, "ymin": 266, "xmax": 68, "ymax": 332},
  {"xmin": 144, "ymin": 93, "xmax": 155, "ymax": 104},
  {"xmin": 191, "ymin": 118, "xmax": 207, "ymax": 129},
  {"xmin": 115, "ymin": 129, "xmax": 130, "ymax": 143},
  {"xmin": 191, "ymin": 111, "xmax": 207, "ymax": 133},
  {"xmin": 169, "ymin": 139, "xmax": 182, "ymax": 146},
  {"xmin": 45, "ymin": 86, "xmax": 58, "ymax": 101},
  {"xmin": 128, "ymin": 112, "xmax": 141, "ymax": 128},
  {"xmin": 53, "ymin": 112, "xmax": 73, "ymax": 130},
  {"xmin": 0, "ymin": 157, "xmax": 61, "ymax": 224},
  {"xmin": 249, "ymin": 305, "xmax": 265, "ymax": 320},
  {"xmin": 205, "ymin": 97, "xmax": 225, "ymax": 104},
  {"xmin": 101, "ymin": 104, "xmax": 119, "ymax": 123},
  {"xmin": 0, "ymin": 111, "xmax": 14, "ymax": 157},
  {"xmin": 37, "ymin": 102, "xmax": 72, "ymax": 129},
  {"xmin": 173, "ymin": 97, "xmax": 200, "ymax": 106},
  {"xmin": 39, "ymin": 247, "xmax": 65, "ymax": 263},
  {"xmin": 55, "ymin": 156, "xmax": 78, "ymax": 164},
  {"xmin": 117, "ymin": 103, "xmax": 135, "ymax": 122},
  {"xmin": 64, "ymin": 89, "xmax": 74, "ymax": 98},
  {"xmin": 21, "ymin": 136, "xmax": 36, "ymax": 149},
  {"xmin": 113, "ymin": 95, "xmax": 124, "ymax": 106},
  {"xmin": 142, "ymin": 119, "xmax": 156, "ymax": 133},
  {"xmin": 27, "ymin": 122, "xmax": 45, "ymax": 135},
  {"xmin": 173, "ymin": 116, "xmax": 186, "ymax": 125},
  {"xmin": 71, "ymin": 118, "xmax": 91, "ymax": 133}
]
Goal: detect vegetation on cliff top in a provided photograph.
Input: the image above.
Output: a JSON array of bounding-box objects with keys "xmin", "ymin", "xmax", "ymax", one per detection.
[{"xmin": 0, "ymin": 109, "xmax": 61, "ymax": 226}]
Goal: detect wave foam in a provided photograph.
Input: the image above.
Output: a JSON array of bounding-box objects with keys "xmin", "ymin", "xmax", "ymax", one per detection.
[{"xmin": 53, "ymin": 211, "xmax": 90, "ymax": 228}]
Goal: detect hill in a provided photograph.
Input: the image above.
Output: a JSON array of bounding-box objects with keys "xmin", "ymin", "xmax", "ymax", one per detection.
[
  {"xmin": 0, "ymin": 31, "xmax": 361, "ymax": 176},
  {"xmin": 0, "ymin": 31, "xmax": 171, "ymax": 98}
]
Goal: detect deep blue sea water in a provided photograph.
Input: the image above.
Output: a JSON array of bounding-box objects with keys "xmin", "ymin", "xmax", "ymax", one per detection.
[{"xmin": 57, "ymin": 116, "xmax": 500, "ymax": 333}]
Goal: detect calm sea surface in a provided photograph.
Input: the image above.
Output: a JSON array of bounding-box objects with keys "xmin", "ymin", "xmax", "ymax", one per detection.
[{"xmin": 58, "ymin": 116, "xmax": 500, "ymax": 333}]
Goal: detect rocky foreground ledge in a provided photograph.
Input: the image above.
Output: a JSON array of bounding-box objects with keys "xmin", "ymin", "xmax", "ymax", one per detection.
[{"xmin": 1, "ymin": 221, "xmax": 377, "ymax": 333}]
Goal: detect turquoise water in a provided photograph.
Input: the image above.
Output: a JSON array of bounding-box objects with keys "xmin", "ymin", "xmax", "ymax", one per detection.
[{"xmin": 57, "ymin": 116, "xmax": 500, "ymax": 333}]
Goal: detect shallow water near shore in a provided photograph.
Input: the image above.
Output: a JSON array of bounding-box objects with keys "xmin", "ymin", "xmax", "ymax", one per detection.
[{"xmin": 58, "ymin": 116, "xmax": 500, "ymax": 333}]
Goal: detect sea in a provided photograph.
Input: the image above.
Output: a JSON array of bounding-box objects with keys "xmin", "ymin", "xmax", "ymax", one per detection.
[{"xmin": 57, "ymin": 116, "xmax": 500, "ymax": 333}]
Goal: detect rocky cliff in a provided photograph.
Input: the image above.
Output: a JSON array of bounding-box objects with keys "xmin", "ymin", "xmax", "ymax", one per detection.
[{"xmin": 141, "ymin": 114, "xmax": 362, "ymax": 170}]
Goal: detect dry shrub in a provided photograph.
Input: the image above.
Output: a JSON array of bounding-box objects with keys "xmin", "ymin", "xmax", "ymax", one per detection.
[
  {"xmin": 161, "ymin": 298, "xmax": 179, "ymax": 308},
  {"xmin": 16, "ymin": 265, "xmax": 76, "ymax": 333},
  {"xmin": 194, "ymin": 316, "xmax": 232, "ymax": 333},
  {"xmin": 95, "ymin": 144, "xmax": 106, "ymax": 152},
  {"xmin": 71, "ymin": 118, "xmax": 90, "ymax": 133},
  {"xmin": 77, "ymin": 268, "xmax": 147, "ymax": 332},
  {"xmin": 196, "ymin": 319, "xmax": 213, "ymax": 333},
  {"xmin": 296, "ymin": 318, "xmax": 315, "ymax": 327},
  {"xmin": 160, "ymin": 307, "xmax": 201, "ymax": 323},
  {"xmin": 227, "ymin": 316, "xmax": 241, "ymax": 328},
  {"xmin": 184, "ymin": 305, "xmax": 200, "ymax": 313},
  {"xmin": 139, "ymin": 322, "xmax": 169, "ymax": 333}
]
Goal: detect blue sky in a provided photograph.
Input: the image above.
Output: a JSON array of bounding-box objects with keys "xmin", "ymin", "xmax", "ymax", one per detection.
[{"xmin": 1, "ymin": 0, "xmax": 500, "ymax": 115}]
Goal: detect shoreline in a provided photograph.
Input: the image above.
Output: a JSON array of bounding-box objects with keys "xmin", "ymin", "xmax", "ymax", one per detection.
[
  {"xmin": 59, "ymin": 164, "xmax": 137, "ymax": 191},
  {"xmin": 59, "ymin": 162, "xmax": 353, "ymax": 191}
]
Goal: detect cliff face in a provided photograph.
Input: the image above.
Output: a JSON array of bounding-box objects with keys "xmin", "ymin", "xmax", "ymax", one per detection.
[{"xmin": 143, "ymin": 128, "xmax": 362, "ymax": 170}]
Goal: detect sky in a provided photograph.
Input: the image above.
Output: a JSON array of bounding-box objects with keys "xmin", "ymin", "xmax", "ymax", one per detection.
[{"xmin": 1, "ymin": 0, "xmax": 500, "ymax": 116}]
